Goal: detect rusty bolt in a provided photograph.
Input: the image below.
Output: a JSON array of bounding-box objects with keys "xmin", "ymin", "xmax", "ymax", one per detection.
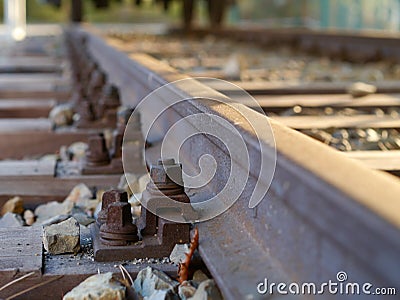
[
  {"xmin": 96, "ymin": 85, "xmax": 120, "ymax": 120},
  {"xmin": 117, "ymin": 107, "xmax": 134, "ymax": 127},
  {"xmin": 89, "ymin": 70, "xmax": 107, "ymax": 91},
  {"xmin": 139, "ymin": 158, "xmax": 192, "ymax": 236},
  {"xmin": 77, "ymin": 100, "xmax": 95, "ymax": 122},
  {"xmin": 117, "ymin": 107, "xmax": 137, "ymax": 138},
  {"xmin": 83, "ymin": 61, "xmax": 97, "ymax": 83},
  {"xmin": 110, "ymin": 130, "xmax": 123, "ymax": 159},
  {"xmin": 87, "ymin": 70, "xmax": 107, "ymax": 105},
  {"xmin": 150, "ymin": 158, "xmax": 183, "ymax": 186},
  {"xmin": 97, "ymin": 189, "xmax": 128, "ymax": 226},
  {"xmin": 99, "ymin": 202, "xmax": 138, "ymax": 246},
  {"xmin": 71, "ymin": 84, "xmax": 88, "ymax": 107},
  {"xmin": 101, "ymin": 85, "xmax": 120, "ymax": 107},
  {"xmin": 85, "ymin": 133, "xmax": 110, "ymax": 167}
]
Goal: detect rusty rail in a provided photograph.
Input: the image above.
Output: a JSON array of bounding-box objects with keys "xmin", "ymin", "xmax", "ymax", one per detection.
[
  {"xmin": 69, "ymin": 26, "xmax": 400, "ymax": 299},
  {"xmin": 170, "ymin": 27, "xmax": 400, "ymax": 63}
]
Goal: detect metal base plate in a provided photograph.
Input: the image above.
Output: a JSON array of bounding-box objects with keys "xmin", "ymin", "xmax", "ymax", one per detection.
[{"xmin": 91, "ymin": 223, "xmax": 189, "ymax": 262}]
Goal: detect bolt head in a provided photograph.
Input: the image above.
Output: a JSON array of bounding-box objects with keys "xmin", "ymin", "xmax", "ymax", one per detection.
[
  {"xmin": 85, "ymin": 133, "xmax": 110, "ymax": 166},
  {"xmin": 150, "ymin": 158, "xmax": 183, "ymax": 185},
  {"xmin": 101, "ymin": 189, "xmax": 128, "ymax": 210},
  {"xmin": 88, "ymin": 133, "xmax": 106, "ymax": 150},
  {"xmin": 106, "ymin": 202, "xmax": 132, "ymax": 227},
  {"xmin": 91, "ymin": 70, "xmax": 107, "ymax": 88},
  {"xmin": 101, "ymin": 85, "xmax": 120, "ymax": 107},
  {"xmin": 97, "ymin": 189, "xmax": 128, "ymax": 226},
  {"xmin": 117, "ymin": 107, "xmax": 135, "ymax": 129}
]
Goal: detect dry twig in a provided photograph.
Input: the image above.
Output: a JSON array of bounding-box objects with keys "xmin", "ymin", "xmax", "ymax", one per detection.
[{"xmin": 178, "ymin": 227, "xmax": 199, "ymax": 283}]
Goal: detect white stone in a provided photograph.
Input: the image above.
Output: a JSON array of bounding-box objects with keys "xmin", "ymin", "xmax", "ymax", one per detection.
[
  {"xmin": 222, "ymin": 54, "xmax": 244, "ymax": 80},
  {"xmin": 0, "ymin": 212, "xmax": 24, "ymax": 227},
  {"xmin": 1, "ymin": 196, "xmax": 24, "ymax": 216},
  {"xmin": 133, "ymin": 266, "xmax": 178, "ymax": 298},
  {"xmin": 63, "ymin": 272, "xmax": 126, "ymax": 300},
  {"xmin": 128, "ymin": 194, "xmax": 141, "ymax": 207},
  {"xmin": 366, "ymin": 128, "xmax": 380, "ymax": 143},
  {"xmin": 49, "ymin": 104, "xmax": 74, "ymax": 127},
  {"xmin": 40, "ymin": 154, "xmax": 59, "ymax": 161},
  {"xmin": 72, "ymin": 213, "xmax": 95, "ymax": 226},
  {"xmin": 146, "ymin": 289, "xmax": 179, "ymax": 300},
  {"xmin": 188, "ymin": 280, "xmax": 222, "ymax": 300},
  {"xmin": 192, "ymin": 270, "xmax": 209, "ymax": 284},
  {"xmin": 35, "ymin": 200, "xmax": 74, "ymax": 223},
  {"xmin": 169, "ymin": 243, "xmax": 190, "ymax": 265},
  {"xmin": 347, "ymin": 82, "xmax": 377, "ymax": 98},
  {"xmin": 65, "ymin": 184, "xmax": 93, "ymax": 204},
  {"xmin": 94, "ymin": 201, "xmax": 102, "ymax": 219},
  {"xmin": 131, "ymin": 206, "xmax": 141, "ymax": 219},
  {"xmin": 43, "ymin": 217, "xmax": 80, "ymax": 254},
  {"xmin": 138, "ymin": 173, "xmax": 151, "ymax": 193},
  {"xmin": 23, "ymin": 210, "xmax": 35, "ymax": 226},
  {"xmin": 68, "ymin": 142, "xmax": 88, "ymax": 161},
  {"xmin": 75, "ymin": 199, "xmax": 99, "ymax": 214},
  {"xmin": 179, "ymin": 281, "xmax": 197, "ymax": 300},
  {"xmin": 40, "ymin": 214, "xmax": 70, "ymax": 227},
  {"xmin": 118, "ymin": 173, "xmax": 139, "ymax": 195}
]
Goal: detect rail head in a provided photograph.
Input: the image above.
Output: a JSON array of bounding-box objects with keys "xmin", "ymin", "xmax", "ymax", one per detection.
[{"xmin": 69, "ymin": 26, "xmax": 400, "ymax": 299}]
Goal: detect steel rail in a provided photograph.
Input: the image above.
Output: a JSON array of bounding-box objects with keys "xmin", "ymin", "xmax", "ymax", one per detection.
[
  {"xmin": 170, "ymin": 27, "xmax": 400, "ymax": 63},
  {"xmin": 70, "ymin": 26, "xmax": 400, "ymax": 299}
]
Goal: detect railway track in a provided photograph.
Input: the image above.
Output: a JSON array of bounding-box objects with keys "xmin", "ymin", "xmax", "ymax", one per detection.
[
  {"xmin": 108, "ymin": 28, "xmax": 400, "ymax": 176},
  {"xmin": 0, "ymin": 26, "xmax": 399, "ymax": 299}
]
